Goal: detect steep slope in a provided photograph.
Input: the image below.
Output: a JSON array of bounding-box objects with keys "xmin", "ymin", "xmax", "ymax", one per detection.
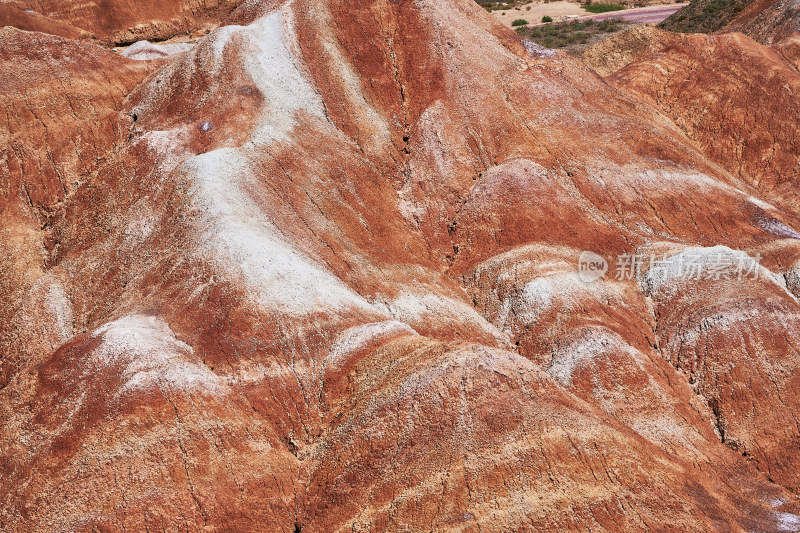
[
  {"xmin": 0, "ymin": 27, "xmax": 155, "ymax": 387},
  {"xmin": 581, "ymin": 24, "xmax": 676, "ymax": 76},
  {"xmin": 659, "ymin": 0, "xmax": 800, "ymax": 43},
  {"xmin": 584, "ymin": 25, "xmax": 800, "ymax": 493},
  {"xmin": 3, "ymin": 0, "xmax": 800, "ymax": 531},
  {"xmin": 724, "ymin": 0, "xmax": 800, "ymax": 43},
  {"xmin": 0, "ymin": 0, "xmax": 245, "ymax": 44},
  {"xmin": 0, "ymin": 2, "xmax": 89, "ymax": 40},
  {"xmin": 585, "ymin": 28, "xmax": 800, "ymax": 204},
  {"xmin": 659, "ymin": 0, "xmax": 752, "ymax": 34}
]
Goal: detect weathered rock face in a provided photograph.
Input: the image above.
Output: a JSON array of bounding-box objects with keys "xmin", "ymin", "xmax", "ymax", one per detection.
[
  {"xmin": 0, "ymin": 27, "xmax": 155, "ymax": 387},
  {"xmin": 659, "ymin": 0, "xmax": 754, "ymax": 35},
  {"xmin": 724, "ymin": 0, "xmax": 800, "ymax": 43},
  {"xmin": 2, "ymin": 0, "xmax": 245, "ymax": 44},
  {"xmin": 585, "ymin": 27, "xmax": 800, "ymax": 201},
  {"xmin": 583, "ymin": 25, "xmax": 800, "ymax": 493},
  {"xmin": 642, "ymin": 246, "xmax": 800, "ymax": 493},
  {"xmin": 659, "ymin": 0, "xmax": 800, "ymax": 43},
  {"xmin": 0, "ymin": 3, "xmax": 89, "ymax": 40},
  {"xmin": 3, "ymin": 0, "xmax": 800, "ymax": 531},
  {"xmin": 581, "ymin": 24, "xmax": 674, "ymax": 77}
]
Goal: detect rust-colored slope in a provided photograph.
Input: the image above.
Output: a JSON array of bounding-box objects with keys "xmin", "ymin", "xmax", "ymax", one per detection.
[
  {"xmin": 723, "ymin": 0, "xmax": 800, "ymax": 44},
  {"xmin": 1, "ymin": 0, "xmax": 245, "ymax": 44},
  {"xmin": 588, "ymin": 28, "xmax": 800, "ymax": 200},
  {"xmin": 0, "ymin": 27, "xmax": 154, "ymax": 387},
  {"xmin": 658, "ymin": 0, "xmax": 800, "ymax": 44},
  {"xmin": 584, "ymin": 24, "xmax": 800, "ymax": 494},
  {"xmin": 0, "ymin": 3, "xmax": 89, "ymax": 40},
  {"xmin": 3, "ymin": 0, "xmax": 800, "ymax": 530}
]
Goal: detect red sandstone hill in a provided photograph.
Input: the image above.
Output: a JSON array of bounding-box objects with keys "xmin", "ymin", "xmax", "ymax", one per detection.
[
  {"xmin": 723, "ymin": 0, "xmax": 800, "ymax": 44},
  {"xmin": 2, "ymin": 0, "xmax": 800, "ymax": 531},
  {"xmin": 584, "ymin": 26, "xmax": 800, "ymax": 214},
  {"xmin": 659, "ymin": 0, "xmax": 800, "ymax": 43},
  {"xmin": 0, "ymin": 0, "xmax": 245, "ymax": 44}
]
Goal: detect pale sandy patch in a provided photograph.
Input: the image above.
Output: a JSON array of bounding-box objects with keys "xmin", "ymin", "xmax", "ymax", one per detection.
[{"xmin": 490, "ymin": 1, "xmax": 587, "ymax": 28}]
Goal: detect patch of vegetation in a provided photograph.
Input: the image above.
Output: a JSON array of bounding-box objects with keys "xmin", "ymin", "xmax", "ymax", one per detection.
[
  {"xmin": 659, "ymin": 0, "xmax": 752, "ymax": 33},
  {"xmin": 512, "ymin": 18, "xmax": 530, "ymax": 26},
  {"xmin": 478, "ymin": 0, "xmax": 535, "ymax": 12},
  {"xmin": 542, "ymin": 15, "xmax": 553, "ymax": 22},
  {"xmin": 516, "ymin": 18, "xmax": 625, "ymax": 49},
  {"xmin": 582, "ymin": 2, "xmax": 625, "ymax": 13}
]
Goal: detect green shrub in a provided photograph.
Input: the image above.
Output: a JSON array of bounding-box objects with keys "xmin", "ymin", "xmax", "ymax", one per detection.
[
  {"xmin": 582, "ymin": 2, "xmax": 624, "ymax": 12},
  {"xmin": 541, "ymin": 15, "xmax": 553, "ymax": 22},
  {"xmin": 512, "ymin": 18, "xmax": 529, "ymax": 26},
  {"xmin": 517, "ymin": 16, "xmax": 623, "ymax": 48},
  {"xmin": 659, "ymin": 0, "xmax": 749, "ymax": 33}
]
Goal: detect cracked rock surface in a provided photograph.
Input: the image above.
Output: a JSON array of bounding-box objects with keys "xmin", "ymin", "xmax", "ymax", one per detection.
[{"xmin": 2, "ymin": 0, "xmax": 800, "ymax": 531}]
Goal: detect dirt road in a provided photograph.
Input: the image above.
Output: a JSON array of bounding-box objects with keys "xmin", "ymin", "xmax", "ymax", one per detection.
[
  {"xmin": 511, "ymin": 2, "xmax": 687, "ymax": 28},
  {"xmin": 586, "ymin": 3, "xmax": 686, "ymax": 23}
]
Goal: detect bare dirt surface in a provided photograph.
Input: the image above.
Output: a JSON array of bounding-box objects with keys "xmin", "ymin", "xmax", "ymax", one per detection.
[
  {"xmin": 491, "ymin": 1, "xmax": 586, "ymax": 26},
  {"xmin": 586, "ymin": 26, "xmax": 800, "ymax": 199},
  {"xmin": 3, "ymin": 0, "xmax": 800, "ymax": 531},
  {"xmin": 113, "ymin": 32, "xmax": 207, "ymax": 60},
  {"xmin": 0, "ymin": 0, "xmax": 243, "ymax": 44},
  {"xmin": 581, "ymin": 23, "xmax": 675, "ymax": 73},
  {"xmin": 724, "ymin": 0, "xmax": 800, "ymax": 43},
  {"xmin": 491, "ymin": 1, "xmax": 685, "ymax": 27}
]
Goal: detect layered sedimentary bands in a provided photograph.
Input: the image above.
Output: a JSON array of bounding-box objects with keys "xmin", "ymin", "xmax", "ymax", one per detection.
[
  {"xmin": 724, "ymin": 0, "xmax": 800, "ymax": 43},
  {"xmin": 660, "ymin": 0, "xmax": 800, "ymax": 42},
  {"xmin": 2, "ymin": 0, "xmax": 800, "ymax": 531},
  {"xmin": 0, "ymin": 0, "xmax": 244, "ymax": 44},
  {"xmin": 584, "ymin": 26, "xmax": 800, "ymax": 210}
]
